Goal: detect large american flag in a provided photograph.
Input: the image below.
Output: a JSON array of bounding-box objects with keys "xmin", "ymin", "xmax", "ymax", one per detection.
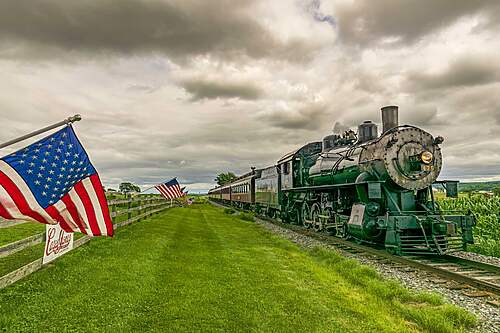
[
  {"xmin": 155, "ymin": 178, "xmax": 184, "ymax": 200},
  {"xmin": 0, "ymin": 126, "xmax": 113, "ymax": 236}
]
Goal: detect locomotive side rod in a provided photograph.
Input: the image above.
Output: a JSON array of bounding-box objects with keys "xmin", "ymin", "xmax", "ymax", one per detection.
[{"xmin": 0, "ymin": 115, "xmax": 82, "ymax": 150}]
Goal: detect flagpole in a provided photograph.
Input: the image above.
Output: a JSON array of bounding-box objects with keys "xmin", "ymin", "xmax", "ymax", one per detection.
[
  {"xmin": 141, "ymin": 185, "xmax": 156, "ymax": 193},
  {"xmin": 0, "ymin": 115, "xmax": 82, "ymax": 150}
]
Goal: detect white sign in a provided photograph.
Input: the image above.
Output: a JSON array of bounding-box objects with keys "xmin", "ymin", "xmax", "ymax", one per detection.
[
  {"xmin": 43, "ymin": 223, "xmax": 74, "ymax": 264},
  {"xmin": 348, "ymin": 204, "xmax": 365, "ymax": 226}
]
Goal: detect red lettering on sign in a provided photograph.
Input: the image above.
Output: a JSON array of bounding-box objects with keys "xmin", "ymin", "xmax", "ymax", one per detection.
[{"xmin": 45, "ymin": 227, "xmax": 72, "ymax": 256}]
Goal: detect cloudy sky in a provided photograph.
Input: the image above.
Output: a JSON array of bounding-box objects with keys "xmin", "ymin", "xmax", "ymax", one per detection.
[{"xmin": 1, "ymin": 0, "xmax": 499, "ymax": 192}]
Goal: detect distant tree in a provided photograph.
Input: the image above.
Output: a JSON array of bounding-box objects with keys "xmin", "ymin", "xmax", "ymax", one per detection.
[
  {"xmin": 119, "ymin": 182, "xmax": 141, "ymax": 194},
  {"xmin": 493, "ymin": 186, "xmax": 500, "ymax": 197},
  {"xmin": 215, "ymin": 172, "xmax": 237, "ymax": 186}
]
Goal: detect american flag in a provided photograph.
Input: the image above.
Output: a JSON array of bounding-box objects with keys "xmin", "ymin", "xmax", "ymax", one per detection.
[
  {"xmin": 155, "ymin": 178, "xmax": 183, "ymax": 200},
  {"xmin": 0, "ymin": 126, "xmax": 113, "ymax": 236}
]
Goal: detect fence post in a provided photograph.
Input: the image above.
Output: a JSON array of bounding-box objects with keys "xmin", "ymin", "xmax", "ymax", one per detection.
[
  {"xmin": 110, "ymin": 202, "xmax": 115, "ymax": 224},
  {"xmin": 127, "ymin": 195, "xmax": 132, "ymax": 222}
]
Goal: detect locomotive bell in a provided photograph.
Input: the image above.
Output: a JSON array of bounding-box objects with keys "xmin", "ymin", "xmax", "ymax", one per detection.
[{"xmin": 381, "ymin": 105, "xmax": 399, "ymax": 133}]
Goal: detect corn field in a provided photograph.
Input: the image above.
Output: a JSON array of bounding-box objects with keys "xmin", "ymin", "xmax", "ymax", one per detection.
[{"xmin": 438, "ymin": 195, "xmax": 500, "ymax": 257}]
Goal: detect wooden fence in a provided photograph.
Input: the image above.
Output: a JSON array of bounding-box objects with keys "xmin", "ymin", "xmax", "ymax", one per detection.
[{"xmin": 0, "ymin": 196, "xmax": 172, "ymax": 289}]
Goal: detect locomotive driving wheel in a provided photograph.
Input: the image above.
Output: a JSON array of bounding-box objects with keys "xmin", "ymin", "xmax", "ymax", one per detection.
[
  {"xmin": 311, "ymin": 204, "xmax": 322, "ymax": 232},
  {"xmin": 301, "ymin": 203, "xmax": 312, "ymax": 228}
]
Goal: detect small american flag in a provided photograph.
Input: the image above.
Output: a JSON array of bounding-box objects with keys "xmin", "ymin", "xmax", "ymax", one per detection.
[
  {"xmin": 0, "ymin": 126, "xmax": 113, "ymax": 236},
  {"xmin": 155, "ymin": 178, "xmax": 183, "ymax": 200}
]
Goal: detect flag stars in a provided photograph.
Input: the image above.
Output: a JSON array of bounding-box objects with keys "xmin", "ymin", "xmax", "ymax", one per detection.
[
  {"xmin": 42, "ymin": 192, "xmax": 47, "ymax": 196},
  {"xmin": 49, "ymin": 170, "xmax": 55, "ymax": 175},
  {"xmin": 63, "ymin": 159, "xmax": 68, "ymax": 164},
  {"xmin": 31, "ymin": 155, "xmax": 37, "ymax": 160},
  {"xmin": 37, "ymin": 173, "xmax": 43, "ymax": 178},
  {"xmin": 19, "ymin": 160, "xmax": 25, "ymax": 164},
  {"xmin": 46, "ymin": 177, "xmax": 52, "ymax": 182},
  {"xmin": 65, "ymin": 152, "xmax": 71, "ymax": 157},
  {"xmin": 34, "ymin": 180, "xmax": 41, "ymax": 185},
  {"xmin": 44, "ymin": 184, "xmax": 49, "ymax": 189},
  {"xmin": 42, "ymin": 158, "xmax": 47, "ymax": 163},
  {"xmin": 27, "ymin": 169, "xmax": 33, "ymax": 174},
  {"xmin": 39, "ymin": 166, "xmax": 45, "ymax": 171}
]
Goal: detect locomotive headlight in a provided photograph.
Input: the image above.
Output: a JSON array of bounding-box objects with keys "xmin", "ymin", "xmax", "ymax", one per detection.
[{"xmin": 421, "ymin": 151, "xmax": 433, "ymax": 164}]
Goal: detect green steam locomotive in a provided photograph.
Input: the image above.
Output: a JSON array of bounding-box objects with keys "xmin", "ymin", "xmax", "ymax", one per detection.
[{"xmin": 209, "ymin": 106, "xmax": 475, "ymax": 255}]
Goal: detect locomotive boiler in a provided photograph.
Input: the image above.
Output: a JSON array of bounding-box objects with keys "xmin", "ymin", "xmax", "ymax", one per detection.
[{"xmin": 209, "ymin": 106, "xmax": 475, "ymax": 255}]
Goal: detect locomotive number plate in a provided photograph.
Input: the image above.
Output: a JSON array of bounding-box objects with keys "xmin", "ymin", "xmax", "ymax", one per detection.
[{"xmin": 421, "ymin": 165, "xmax": 433, "ymax": 171}]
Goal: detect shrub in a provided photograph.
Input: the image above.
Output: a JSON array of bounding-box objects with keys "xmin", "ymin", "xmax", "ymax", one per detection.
[{"xmin": 239, "ymin": 212, "xmax": 255, "ymax": 222}]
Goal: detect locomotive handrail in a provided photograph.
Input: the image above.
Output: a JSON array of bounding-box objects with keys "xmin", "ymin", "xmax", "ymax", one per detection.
[{"xmin": 283, "ymin": 181, "xmax": 385, "ymax": 192}]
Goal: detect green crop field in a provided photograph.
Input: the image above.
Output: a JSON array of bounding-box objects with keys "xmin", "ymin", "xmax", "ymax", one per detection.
[
  {"xmin": 438, "ymin": 195, "xmax": 500, "ymax": 257},
  {"xmin": 0, "ymin": 204, "xmax": 475, "ymax": 332}
]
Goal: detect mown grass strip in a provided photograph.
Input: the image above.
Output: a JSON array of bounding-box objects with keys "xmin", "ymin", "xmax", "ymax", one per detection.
[{"xmin": 0, "ymin": 204, "xmax": 476, "ymax": 332}]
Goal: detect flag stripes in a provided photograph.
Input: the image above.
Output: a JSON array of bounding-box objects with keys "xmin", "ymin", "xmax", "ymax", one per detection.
[
  {"xmin": 0, "ymin": 125, "xmax": 113, "ymax": 237},
  {"xmin": 154, "ymin": 179, "xmax": 183, "ymax": 200},
  {"xmin": 0, "ymin": 161, "xmax": 113, "ymax": 236}
]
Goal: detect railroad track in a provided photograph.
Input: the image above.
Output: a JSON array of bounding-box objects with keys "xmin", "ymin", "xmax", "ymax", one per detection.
[{"xmin": 210, "ymin": 200, "xmax": 500, "ymax": 305}]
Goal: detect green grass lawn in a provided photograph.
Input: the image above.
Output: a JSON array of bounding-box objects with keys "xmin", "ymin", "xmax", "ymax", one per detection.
[
  {"xmin": 0, "ymin": 204, "xmax": 476, "ymax": 332},
  {"xmin": 0, "ymin": 222, "xmax": 45, "ymax": 247}
]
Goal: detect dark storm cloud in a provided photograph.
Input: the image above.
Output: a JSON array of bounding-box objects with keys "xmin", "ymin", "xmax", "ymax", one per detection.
[
  {"xmin": 0, "ymin": 0, "xmax": 307, "ymax": 61},
  {"xmin": 259, "ymin": 103, "xmax": 327, "ymax": 130},
  {"xmin": 180, "ymin": 78, "xmax": 263, "ymax": 101},
  {"xmin": 334, "ymin": 0, "xmax": 500, "ymax": 46},
  {"xmin": 407, "ymin": 56, "xmax": 500, "ymax": 91}
]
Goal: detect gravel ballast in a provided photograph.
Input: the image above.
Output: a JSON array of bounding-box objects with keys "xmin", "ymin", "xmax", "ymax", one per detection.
[{"xmin": 255, "ymin": 218, "xmax": 500, "ymax": 333}]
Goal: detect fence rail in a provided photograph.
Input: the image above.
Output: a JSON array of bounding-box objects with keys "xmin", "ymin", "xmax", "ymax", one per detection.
[{"xmin": 0, "ymin": 195, "xmax": 172, "ymax": 290}]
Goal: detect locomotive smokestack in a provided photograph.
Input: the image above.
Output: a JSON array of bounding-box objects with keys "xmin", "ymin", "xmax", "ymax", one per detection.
[{"xmin": 381, "ymin": 105, "xmax": 399, "ymax": 133}]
